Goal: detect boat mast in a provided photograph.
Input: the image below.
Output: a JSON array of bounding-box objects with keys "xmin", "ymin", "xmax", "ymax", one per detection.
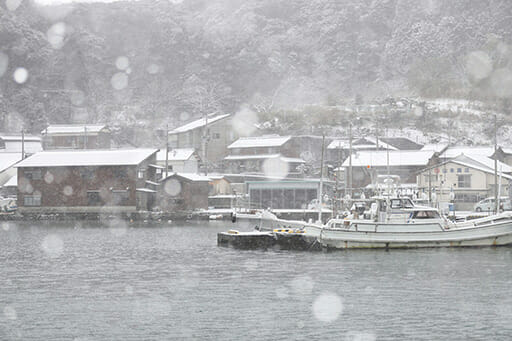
[
  {"xmin": 318, "ymin": 134, "xmax": 325, "ymax": 223},
  {"xmin": 348, "ymin": 122, "xmax": 352, "ymax": 199},
  {"xmin": 165, "ymin": 123, "xmax": 169, "ymax": 179}
]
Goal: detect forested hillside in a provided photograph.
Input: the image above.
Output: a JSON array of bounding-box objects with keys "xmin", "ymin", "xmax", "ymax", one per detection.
[{"xmin": 1, "ymin": 0, "xmax": 512, "ymax": 144}]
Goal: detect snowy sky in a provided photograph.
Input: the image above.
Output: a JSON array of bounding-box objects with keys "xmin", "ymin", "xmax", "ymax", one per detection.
[
  {"xmin": 34, "ymin": 0, "xmax": 185, "ymax": 4},
  {"xmin": 34, "ymin": 0, "xmax": 124, "ymax": 4}
]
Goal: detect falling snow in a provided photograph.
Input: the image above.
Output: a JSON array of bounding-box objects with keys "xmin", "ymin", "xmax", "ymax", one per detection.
[{"xmin": 13, "ymin": 67, "xmax": 28, "ymax": 84}]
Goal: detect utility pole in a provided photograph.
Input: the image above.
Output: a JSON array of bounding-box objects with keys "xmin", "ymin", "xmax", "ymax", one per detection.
[
  {"xmin": 428, "ymin": 168, "xmax": 432, "ymax": 204},
  {"xmin": 203, "ymin": 113, "xmax": 209, "ymax": 176},
  {"xmin": 83, "ymin": 126, "xmax": 87, "ymax": 149},
  {"xmin": 21, "ymin": 129, "xmax": 25, "ymax": 160},
  {"xmin": 165, "ymin": 123, "xmax": 169, "ymax": 179},
  {"xmin": 494, "ymin": 114, "xmax": 498, "ymax": 214}
]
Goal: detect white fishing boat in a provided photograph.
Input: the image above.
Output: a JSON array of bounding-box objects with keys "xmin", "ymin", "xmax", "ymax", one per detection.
[{"xmin": 259, "ymin": 197, "xmax": 512, "ymax": 249}]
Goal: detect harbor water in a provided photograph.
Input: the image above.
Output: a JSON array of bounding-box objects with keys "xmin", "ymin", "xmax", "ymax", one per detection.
[{"xmin": 1, "ymin": 220, "xmax": 512, "ymax": 340}]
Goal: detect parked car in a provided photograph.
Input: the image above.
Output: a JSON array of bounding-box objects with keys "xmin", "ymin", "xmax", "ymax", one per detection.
[
  {"xmin": 0, "ymin": 197, "xmax": 17, "ymax": 212},
  {"xmin": 474, "ymin": 197, "xmax": 512, "ymax": 212}
]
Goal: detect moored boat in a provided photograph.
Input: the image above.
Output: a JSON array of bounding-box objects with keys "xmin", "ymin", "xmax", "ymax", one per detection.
[{"xmin": 259, "ymin": 197, "xmax": 512, "ymax": 249}]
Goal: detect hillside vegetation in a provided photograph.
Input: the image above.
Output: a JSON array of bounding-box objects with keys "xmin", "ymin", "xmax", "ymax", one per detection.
[{"xmin": 1, "ymin": 0, "xmax": 512, "ymax": 145}]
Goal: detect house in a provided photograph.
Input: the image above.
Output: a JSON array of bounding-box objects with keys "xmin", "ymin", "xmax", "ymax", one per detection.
[
  {"xmin": 208, "ymin": 174, "xmax": 232, "ymax": 195},
  {"xmin": 168, "ymin": 113, "xmax": 235, "ymax": 167},
  {"xmin": 41, "ymin": 124, "xmax": 111, "ymax": 149},
  {"xmin": 417, "ymin": 154, "xmax": 512, "ymax": 210},
  {"xmin": 224, "ymin": 135, "xmax": 306, "ymax": 176},
  {"xmin": 0, "ymin": 175, "xmax": 17, "ymax": 198},
  {"xmin": 327, "ymin": 137, "xmax": 398, "ymax": 165},
  {"xmin": 0, "ymin": 153, "xmax": 23, "ymax": 186},
  {"xmin": 15, "ymin": 149, "xmax": 158, "ymax": 214},
  {"xmin": 157, "ymin": 173, "xmax": 210, "ymax": 212},
  {"xmin": 439, "ymin": 146, "xmax": 496, "ymax": 160},
  {"xmin": 0, "ymin": 135, "xmax": 43, "ymax": 156},
  {"xmin": 156, "ymin": 148, "xmax": 200, "ymax": 174},
  {"xmin": 499, "ymin": 147, "xmax": 512, "ymax": 166},
  {"xmin": 342, "ymin": 150, "xmax": 438, "ymax": 189}
]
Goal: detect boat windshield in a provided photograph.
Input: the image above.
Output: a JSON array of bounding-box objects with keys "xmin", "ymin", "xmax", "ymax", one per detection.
[
  {"xmin": 390, "ymin": 198, "xmax": 415, "ymax": 209},
  {"xmin": 412, "ymin": 210, "xmax": 440, "ymax": 219}
]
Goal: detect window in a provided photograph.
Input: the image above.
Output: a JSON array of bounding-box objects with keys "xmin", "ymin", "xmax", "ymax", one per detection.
[
  {"xmin": 457, "ymin": 174, "xmax": 471, "ymax": 188},
  {"xmin": 112, "ymin": 190, "xmax": 129, "ymax": 205},
  {"xmin": 137, "ymin": 169, "xmax": 146, "ymax": 179},
  {"xmin": 450, "ymin": 168, "xmax": 454, "ymax": 173},
  {"xmin": 24, "ymin": 195, "xmax": 41, "ymax": 206},
  {"xmin": 391, "ymin": 199, "xmax": 402, "ymax": 209},
  {"xmin": 212, "ymin": 132, "xmax": 220, "ymax": 139},
  {"xmin": 24, "ymin": 170, "xmax": 42, "ymax": 180},
  {"xmin": 442, "ymin": 169, "xmax": 447, "ymax": 173},
  {"xmin": 457, "ymin": 168, "xmax": 462, "ymax": 173},
  {"xmin": 87, "ymin": 191, "xmax": 102, "ymax": 206},
  {"xmin": 413, "ymin": 210, "xmax": 440, "ymax": 219},
  {"xmin": 465, "ymin": 168, "xmax": 469, "ymax": 173},
  {"xmin": 423, "ymin": 174, "xmax": 438, "ymax": 182}
]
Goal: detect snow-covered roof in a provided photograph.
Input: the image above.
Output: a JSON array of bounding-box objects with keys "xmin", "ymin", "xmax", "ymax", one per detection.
[
  {"xmin": 228, "ymin": 135, "xmax": 291, "ymax": 149},
  {"xmin": 0, "ymin": 153, "xmax": 22, "ymax": 173},
  {"xmin": 327, "ymin": 138, "xmax": 398, "ymax": 150},
  {"xmin": 280, "ymin": 156, "xmax": 306, "ymax": 164},
  {"xmin": 361, "ymin": 137, "xmax": 398, "ymax": 151},
  {"xmin": 136, "ymin": 188, "xmax": 156, "ymax": 193},
  {"xmin": 157, "ymin": 148, "xmax": 196, "ymax": 162},
  {"xmin": 0, "ymin": 135, "xmax": 41, "ymax": 142},
  {"xmin": 421, "ymin": 143, "xmax": 448, "ymax": 153},
  {"xmin": 460, "ymin": 154, "xmax": 512, "ymax": 173},
  {"xmin": 15, "ymin": 149, "xmax": 158, "ymax": 168},
  {"xmin": 342, "ymin": 150, "xmax": 435, "ymax": 167},
  {"xmin": 327, "ymin": 140, "xmax": 349, "ymax": 150},
  {"xmin": 42, "ymin": 124, "xmax": 108, "ymax": 135},
  {"xmin": 163, "ymin": 172, "xmax": 211, "ymax": 182},
  {"xmin": 437, "ymin": 155, "xmax": 512, "ymax": 180},
  {"xmin": 440, "ymin": 146, "xmax": 495, "ymax": 159},
  {"xmin": 2, "ymin": 175, "xmax": 17, "ymax": 187},
  {"xmin": 169, "ymin": 113, "xmax": 230, "ymax": 134},
  {"xmin": 224, "ymin": 154, "xmax": 304, "ymax": 164},
  {"xmin": 0, "ymin": 141, "xmax": 43, "ymax": 154},
  {"xmin": 225, "ymin": 154, "xmax": 281, "ymax": 161}
]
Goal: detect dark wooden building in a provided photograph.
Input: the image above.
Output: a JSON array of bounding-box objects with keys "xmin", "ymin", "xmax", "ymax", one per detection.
[
  {"xmin": 157, "ymin": 173, "xmax": 210, "ymax": 212},
  {"xmin": 41, "ymin": 124, "xmax": 111, "ymax": 150},
  {"xmin": 15, "ymin": 149, "xmax": 158, "ymax": 214}
]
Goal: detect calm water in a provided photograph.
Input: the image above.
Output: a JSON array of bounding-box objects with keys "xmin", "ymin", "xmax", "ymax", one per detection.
[{"xmin": 1, "ymin": 219, "xmax": 511, "ymax": 340}]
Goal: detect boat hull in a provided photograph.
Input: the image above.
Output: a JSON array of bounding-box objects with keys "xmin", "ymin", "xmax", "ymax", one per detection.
[{"xmin": 305, "ymin": 220, "xmax": 512, "ymax": 249}]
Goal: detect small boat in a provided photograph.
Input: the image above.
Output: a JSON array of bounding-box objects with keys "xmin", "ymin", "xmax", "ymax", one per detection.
[{"xmin": 258, "ymin": 197, "xmax": 512, "ymax": 249}]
